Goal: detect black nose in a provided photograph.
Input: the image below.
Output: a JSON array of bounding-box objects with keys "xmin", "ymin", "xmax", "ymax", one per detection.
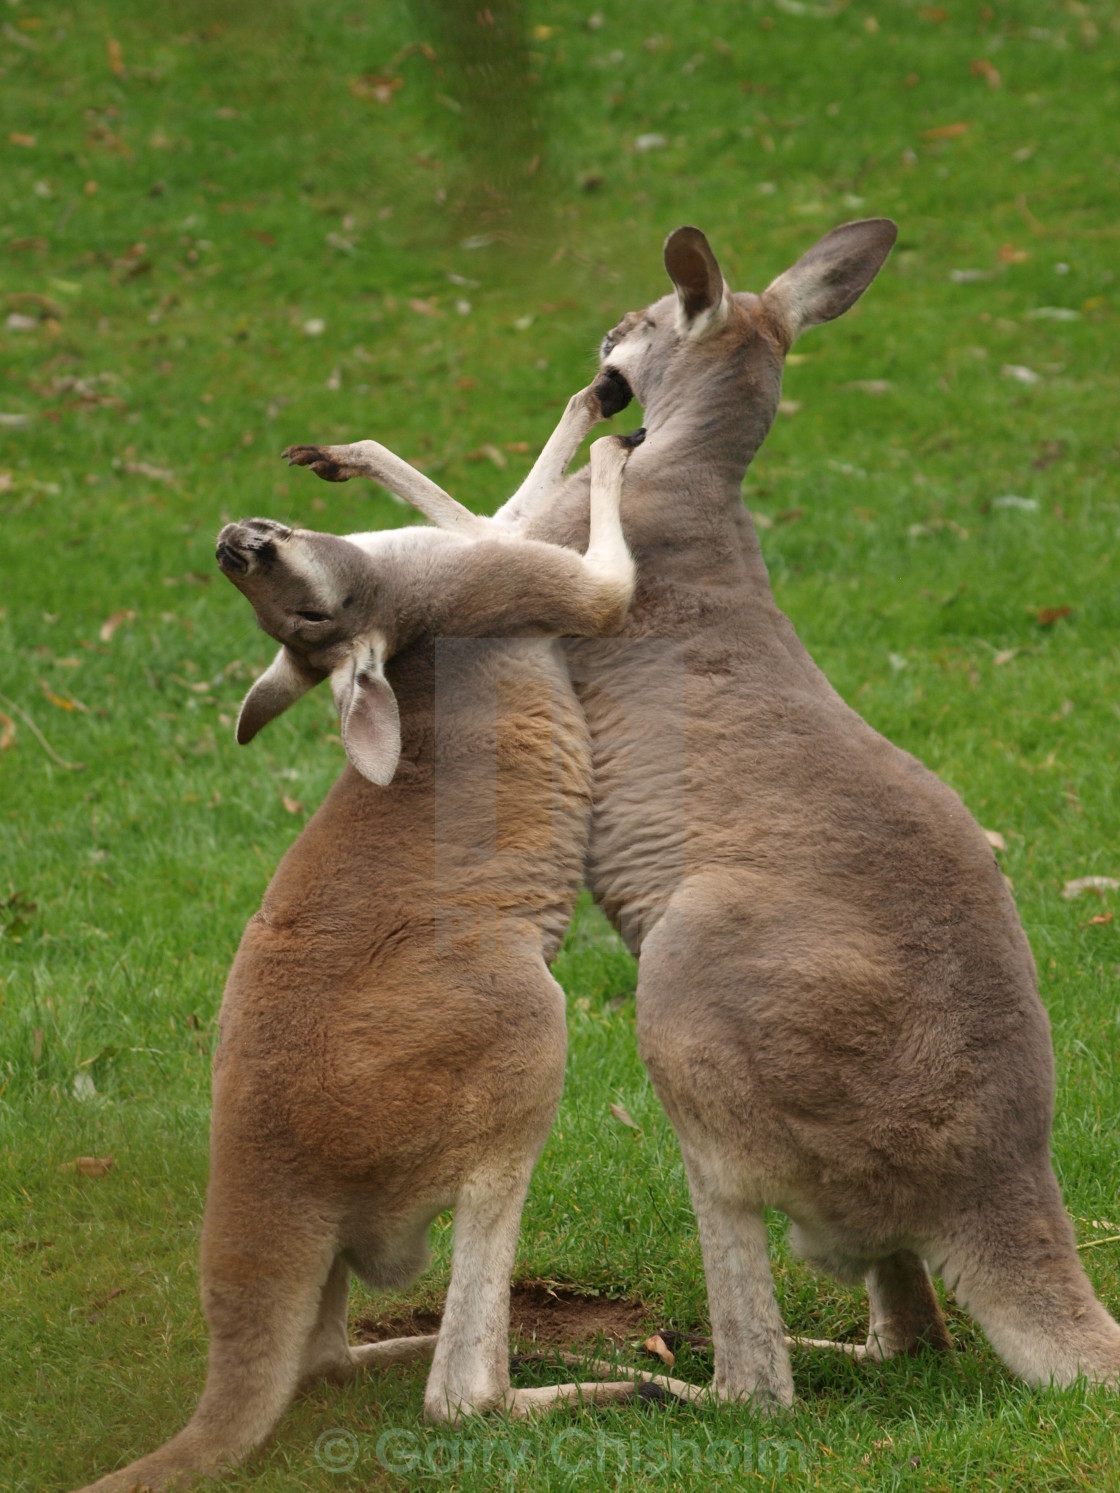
[
  {"xmin": 215, "ymin": 537, "xmax": 249, "ymax": 575},
  {"xmin": 593, "ymin": 366, "xmax": 633, "ymax": 419}
]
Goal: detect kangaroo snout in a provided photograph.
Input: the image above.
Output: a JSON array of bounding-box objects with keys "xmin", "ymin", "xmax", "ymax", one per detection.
[{"xmin": 216, "ymin": 519, "xmax": 294, "ymax": 575}]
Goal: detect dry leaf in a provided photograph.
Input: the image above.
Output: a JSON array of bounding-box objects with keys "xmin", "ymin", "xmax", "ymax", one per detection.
[
  {"xmin": 408, "ymin": 297, "xmax": 440, "ymax": 317},
  {"xmin": 993, "ymin": 649, "xmax": 1017, "ymax": 666},
  {"xmin": 609, "ymin": 1102, "xmax": 641, "ymax": 1131},
  {"xmin": 107, "ymin": 37, "xmax": 125, "ymax": 76},
  {"xmin": 643, "ymin": 1333, "xmax": 676, "ymax": 1367},
  {"xmin": 349, "ymin": 75, "xmax": 403, "ymax": 104},
  {"xmin": 39, "ymin": 679, "xmax": 88, "ymax": 712},
  {"xmin": 1083, "ymin": 912, "xmax": 1114, "ymax": 928},
  {"xmin": 0, "ymin": 712, "xmax": 14, "ymax": 750},
  {"xmin": 1036, "ymin": 605, "xmax": 1072, "ymax": 627},
  {"xmin": 970, "ymin": 58, "xmax": 1000, "ymax": 87},
  {"xmin": 99, "ymin": 608, "xmax": 135, "ymax": 643},
  {"xmin": 59, "ymin": 1156, "xmax": 115, "ymax": 1177},
  {"xmin": 983, "ymin": 829, "xmax": 1006, "ymax": 852},
  {"xmin": 123, "ymin": 460, "xmax": 174, "ymax": 482},
  {"xmin": 88, "ymin": 1285, "xmax": 126, "ymax": 1314},
  {"xmin": 920, "ymin": 122, "xmax": 970, "ymax": 141},
  {"xmin": 1063, "ymin": 877, "xmax": 1120, "ymax": 900},
  {"xmin": 842, "ymin": 380, "xmax": 894, "ymax": 395},
  {"xmin": 281, "ymin": 795, "xmax": 304, "ymax": 815},
  {"xmin": 9, "ymin": 132, "xmax": 37, "ymax": 148},
  {"xmin": 465, "ymin": 444, "xmax": 507, "ymax": 468}
]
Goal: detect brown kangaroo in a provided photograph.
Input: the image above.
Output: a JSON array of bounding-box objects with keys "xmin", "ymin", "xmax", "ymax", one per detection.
[{"xmin": 73, "ymin": 429, "xmax": 647, "ymax": 1493}]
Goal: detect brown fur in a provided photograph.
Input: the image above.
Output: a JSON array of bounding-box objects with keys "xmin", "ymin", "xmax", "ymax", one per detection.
[{"xmin": 73, "ymin": 433, "xmax": 640, "ymax": 1491}]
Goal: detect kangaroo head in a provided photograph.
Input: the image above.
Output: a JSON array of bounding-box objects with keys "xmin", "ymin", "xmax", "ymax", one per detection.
[
  {"xmin": 598, "ymin": 218, "xmax": 898, "ymax": 466},
  {"xmin": 216, "ymin": 518, "xmax": 403, "ymax": 785}
]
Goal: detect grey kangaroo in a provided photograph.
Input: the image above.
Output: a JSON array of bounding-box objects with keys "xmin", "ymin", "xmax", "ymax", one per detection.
[{"xmin": 313, "ymin": 219, "xmax": 1120, "ymax": 1409}]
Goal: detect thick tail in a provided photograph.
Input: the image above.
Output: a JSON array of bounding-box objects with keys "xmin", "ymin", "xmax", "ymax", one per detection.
[
  {"xmin": 74, "ymin": 1186, "xmax": 337, "ymax": 1493},
  {"xmin": 942, "ymin": 1160, "xmax": 1120, "ymax": 1388}
]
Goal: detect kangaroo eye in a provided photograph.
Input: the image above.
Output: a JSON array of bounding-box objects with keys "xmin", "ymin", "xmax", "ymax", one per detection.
[{"xmin": 298, "ymin": 610, "xmax": 330, "ymax": 623}]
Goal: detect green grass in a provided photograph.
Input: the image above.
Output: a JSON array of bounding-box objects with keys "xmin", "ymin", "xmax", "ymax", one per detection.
[{"xmin": 3, "ymin": 0, "xmax": 1119, "ymax": 1489}]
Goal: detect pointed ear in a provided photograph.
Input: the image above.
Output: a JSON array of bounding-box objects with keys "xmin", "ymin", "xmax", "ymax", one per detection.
[
  {"xmin": 664, "ymin": 226, "xmax": 730, "ymax": 336},
  {"xmin": 331, "ymin": 637, "xmax": 401, "ymax": 786},
  {"xmin": 236, "ymin": 646, "xmax": 325, "ymax": 745},
  {"xmin": 762, "ymin": 218, "xmax": 898, "ymax": 347}
]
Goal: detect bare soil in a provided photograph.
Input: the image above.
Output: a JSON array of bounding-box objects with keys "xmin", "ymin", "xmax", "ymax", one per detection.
[{"xmin": 354, "ymin": 1280, "xmax": 649, "ymax": 1351}]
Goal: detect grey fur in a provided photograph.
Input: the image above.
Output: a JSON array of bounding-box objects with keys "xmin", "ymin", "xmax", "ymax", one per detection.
[{"xmin": 490, "ymin": 219, "xmax": 1120, "ymax": 1403}]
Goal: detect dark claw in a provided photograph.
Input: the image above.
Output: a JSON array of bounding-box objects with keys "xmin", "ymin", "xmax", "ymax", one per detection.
[
  {"xmin": 635, "ymin": 1381, "xmax": 685, "ymax": 1408},
  {"xmin": 592, "ymin": 367, "xmax": 634, "ymax": 419},
  {"xmin": 620, "ymin": 426, "xmax": 646, "ymax": 450},
  {"xmin": 282, "ymin": 445, "xmax": 347, "ymax": 481}
]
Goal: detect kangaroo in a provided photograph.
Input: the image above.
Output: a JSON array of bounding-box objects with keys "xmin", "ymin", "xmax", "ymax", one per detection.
[
  {"xmin": 331, "ymin": 219, "xmax": 1120, "ymax": 1409},
  {"xmin": 74, "ymin": 429, "xmax": 649, "ymax": 1493}
]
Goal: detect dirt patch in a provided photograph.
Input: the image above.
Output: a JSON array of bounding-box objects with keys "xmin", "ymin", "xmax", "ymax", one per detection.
[{"xmin": 354, "ymin": 1281, "xmax": 648, "ymax": 1352}]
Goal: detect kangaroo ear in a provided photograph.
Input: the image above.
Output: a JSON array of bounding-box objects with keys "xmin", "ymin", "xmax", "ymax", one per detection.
[
  {"xmin": 762, "ymin": 218, "xmax": 898, "ymax": 347},
  {"xmin": 331, "ymin": 637, "xmax": 401, "ymax": 786},
  {"xmin": 236, "ymin": 646, "xmax": 325, "ymax": 744},
  {"xmin": 664, "ymin": 226, "xmax": 730, "ymax": 336}
]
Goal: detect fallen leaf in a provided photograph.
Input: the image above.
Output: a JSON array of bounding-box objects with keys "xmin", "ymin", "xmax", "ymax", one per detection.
[
  {"xmin": 465, "ymin": 444, "xmax": 506, "ymax": 469},
  {"xmin": 281, "ymin": 795, "xmax": 304, "ymax": 815},
  {"xmin": 349, "ymin": 74, "xmax": 403, "ymax": 104},
  {"xmin": 123, "ymin": 460, "xmax": 173, "ymax": 481},
  {"xmin": 983, "ymin": 829, "xmax": 1007, "ymax": 852},
  {"xmin": 778, "ymin": 399, "xmax": 802, "ymax": 417},
  {"xmin": 9, "ymin": 131, "xmax": 37, "ymax": 148},
  {"xmin": 634, "ymin": 133, "xmax": 668, "ymax": 152},
  {"xmin": 1063, "ymin": 877, "xmax": 1120, "ymax": 900},
  {"xmin": 1083, "ymin": 912, "xmax": 1114, "ymax": 928},
  {"xmin": 970, "ymin": 57, "xmax": 1000, "ymax": 87},
  {"xmin": 39, "ymin": 679, "xmax": 88, "ymax": 712},
  {"xmin": 88, "ymin": 1286, "xmax": 126, "ymax": 1315},
  {"xmin": 408, "ymin": 297, "xmax": 440, "ymax": 317},
  {"xmin": 920, "ymin": 122, "xmax": 970, "ymax": 141},
  {"xmin": 993, "ymin": 649, "xmax": 1017, "ymax": 666},
  {"xmin": 169, "ymin": 676, "xmax": 214, "ymax": 702},
  {"xmin": 59, "ymin": 1156, "xmax": 114, "ymax": 1176},
  {"xmin": 1036, "ymin": 605, "xmax": 1072, "ymax": 626},
  {"xmin": 1002, "ymin": 363, "xmax": 1041, "ymax": 385},
  {"xmin": 0, "ymin": 712, "xmax": 14, "ymax": 750},
  {"xmin": 998, "ymin": 243, "xmax": 1028, "ymax": 264},
  {"xmin": 99, "ymin": 609, "xmax": 136, "ymax": 643},
  {"xmin": 106, "ymin": 37, "xmax": 125, "ymax": 76},
  {"xmin": 643, "ymin": 1333, "xmax": 676, "ymax": 1367},
  {"xmin": 609, "ymin": 1102, "xmax": 641, "ymax": 1131},
  {"xmin": 841, "ymin": 379, "xmax": 894, "ymax": 395}
]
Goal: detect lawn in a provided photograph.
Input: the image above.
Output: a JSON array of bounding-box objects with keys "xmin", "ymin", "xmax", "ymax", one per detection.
[{"xmin": 2, "ymin": 1, "xmax": 1119, "ymax": 1489}]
